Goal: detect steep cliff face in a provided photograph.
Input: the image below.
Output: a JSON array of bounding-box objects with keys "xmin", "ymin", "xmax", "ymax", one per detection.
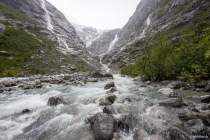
[
  {"xmin": 87, "ymin": 29, "xmax": 120, "ymax": 56},
  {"xmin": 103, "ymin": 0, "xmax": 210, "ymax": 68},
  {"xmin": 0, "ymin": 0, "xmax": 86, "ymax": 55},
  {"xmin": 73, "ymin": 24, "xmax": 103, "ymax": 45}
]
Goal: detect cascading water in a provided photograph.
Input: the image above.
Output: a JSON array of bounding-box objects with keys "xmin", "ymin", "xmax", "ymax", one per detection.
[
  {"xmin": 0, "ymin": 73, "xmax": 191, "ymax": 140},
  {"xmin": 108, "ymin": 35, "xmax": 118, "ymax": 52},
  {"xmin": 140, "ymin": 14, "xmax": 153, "ymax": 38},
  {"xmin": 40, "ymin": 0, "xmax": 53, "ymax": 32},
  {"xmin": 40, "ymin": 0, "xmax": 72, "ymax": 52}
]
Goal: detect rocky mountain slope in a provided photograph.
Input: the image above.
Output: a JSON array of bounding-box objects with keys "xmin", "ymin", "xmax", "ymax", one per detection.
[
  {"xmin": 0, "ymin": 1, "xmax": 100, "ymax": 77},
  {"xmin": 87, "ymin": 29, "xmax": 120, "ymax": 56},
  {"xmin": 72, "ymin": 23, "xmax": 103, "ymax": 45},
  {"xmin": 102, "ymin": 0, "xmax": 210, "ymax": 68}
]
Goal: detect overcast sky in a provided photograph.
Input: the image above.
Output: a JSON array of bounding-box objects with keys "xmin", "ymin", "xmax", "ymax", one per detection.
[{"xmin": 47, "ymin": 0, "xmax": 141, "ymax": 30}]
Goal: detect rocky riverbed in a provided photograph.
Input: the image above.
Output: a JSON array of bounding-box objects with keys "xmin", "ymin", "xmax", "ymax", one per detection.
[{"xmin": 0, "ymin": 73, "xmax": 210, "ymax": 140}]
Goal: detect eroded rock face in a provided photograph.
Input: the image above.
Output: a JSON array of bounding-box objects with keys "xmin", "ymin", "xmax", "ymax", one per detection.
[
  {"xmin": 91, "ymin": 112, "xmax": 115, "ymax": 140},
  {"xmin": 87, "ymin": 29, "xmax": 120, "ymax": 55},
  {"xmin": 102, "ymin": 0, "xmax": 210, "ymax": 67}
]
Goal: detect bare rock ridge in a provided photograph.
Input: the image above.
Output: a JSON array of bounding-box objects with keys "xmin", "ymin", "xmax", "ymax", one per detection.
[
  {"xmin": 87, "ymin": 29, "xmax": 120, "ymax": 56},
  {"xmin": 102, "ymin": 0, "xmax": 210, "ymax": 68}
]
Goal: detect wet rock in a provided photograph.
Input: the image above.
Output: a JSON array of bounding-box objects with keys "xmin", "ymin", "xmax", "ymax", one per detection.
[
  {"xmin": 22, "ymin": 109, "xmax": 31, "ymax": 114},
  {"xmin": 47, "ymin": 96, "xmax": 69, "ymax": 106},
  {"xmin": 140, "ymin": 84, "xmax": 147, "ymax": 87},
  {"xmin": 201, "ymin": 95, "xmax": 210, "ymax": 103},
  {"xmin": 123, "ymin": 97, "xmax": 131, "ymax": 103},
  {"xmin": 163, "ymin": 127, "xmax": 190, "ymax": 140},
  {"xmin": 145, "ymin": 81, "xmax": 151, "ymax": 85},
  {"xmin": 91, "ymin": 112, "xmax": 115, "ymax": 140},
  {"xmin": 172, "ymin": 83, "xmax": 182, "ymax": 89},
  {"xmin": 0, "ymin": 89, "xmax": 4, "ymax": 93},
  {"xmin": 104, "ymin": 82, "xmax": 115, "ymax": 90},
  {"xmin": 158, "ymin": 88, "xmax": 173, "ymax": 95},
  {"xmin": 159, "ymin": 98, "xmax": 186, "ymax": 107},
  {"xmin": 91, "ymin": 71, "xmax": 113, "ymax": 79},
  {"xmin": 168, "ymin": 91, "xmax": 180, "ymax": 98},
  {"xmin": 107, "ymin": 94, "xmax": 117, "ymax": 103},
  {"xmin": 178, "ymin": 109, "xmax": 210, "ymax": 125},
  {"xmin": 3, "ymin": 80, "xmax": 17, "ymax": 87},
  {"xmin": 103, "ymin": 73, "xmax": 113, "ymax": 78},
  {"xmin": 204, "ymin": 81, "xmax": 210, "ymax": 92},
  {"xmin": 103, "ymin": 105, "xmax": 116, "ymax": 114},
  {"xmin": 99, "ymin": 98, "xmax": 112, "ymax": 106},
  {"xmin": 23, "ymin": 80, "xmax": 42, "ymax": 89},
  {"xmin": 87, "ymin": 78, "xmax": 98, "ymax": 83},
  {"xmin": 91, "ymin": 71, "xmax": 104, "ymax": 78},
  {"xmin": 184, "ymin": 119, "xmax": 206, "ymax": 135},
  {"xmin": 106, "ymin": 87, "xmax": 117, "ymax": 94}
]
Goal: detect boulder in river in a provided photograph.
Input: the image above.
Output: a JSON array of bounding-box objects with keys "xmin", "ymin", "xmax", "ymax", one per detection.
[
  {"xmin": 158, "ymin": 88, "xmax": 173, "ymax": 95},
  {"xmin": 178, "ymin": 109, "xmax": 210, "ymax": 125},
  {"xmin": 91, "ymin": 71, "xmax": 113, "ymax": 79},
  {"xmin": 201, "ymin": 95, "xmax": 210, "ymax": 103},
  {"xmin": 204, "ymin": 81, "xmax": 210, "ymax": 92},
  {"xmin": 107, "ymin": 94, "xmax": 117, "ymax": 103},
  {"xmin": 91, "ymin": 112, "xmax": 115, "ymax": 140},
  {"xmin": 184, "ymin": 119, "xmax": 206, "ymax": 135},
  {"xmin": 104, "ymin": 82, "xmax": 115, "ymax": 90},
  {"xmin": 47, "ymin": 96, "xmax": 69, "ymax": 106},
  {"xmin": 159, "ymin": 98, "xmax": 186, "ymax": 107},
  {"xmin": 103, "ymin": 105, "xmax": 116, "ymax": 114},
  {"xmin": 99, "ymin": 98, "xmax": 112, "ymax": 106},
  {"xmin": 22, "ymin": 109, "xmax": 31, "ymax": 114},
  {"xmin": 3, "ymin": 80, "xmax": 17, "ymax": 87},
  {"xmin": 168, "ymin": 91, "xmax": 180, "ymax": 98}
]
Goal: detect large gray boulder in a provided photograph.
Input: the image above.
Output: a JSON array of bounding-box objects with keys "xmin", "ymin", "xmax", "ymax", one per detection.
[
  {"xmin": 104, "ymin": 82, "xmax": 115, "ymax": 90},
  {"xmin": 91, "ymin": 112, "xmax": 115, "ymax": 140},
  {"xmin": 159, "ymin": 98, "xmax": 186, "ymax": 107},
  {"xmin": 47, "ymin": 96, "xmax": 69, "ymax": 106}
]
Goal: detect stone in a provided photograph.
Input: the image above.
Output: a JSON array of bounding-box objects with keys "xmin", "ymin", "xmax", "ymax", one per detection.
[
  {"xmin": 184, "ymin": 119, "xmax": 206, "ymax": 135},
  {"xmin": 47, "ymin": 96, "xmax": 69, "ymax": 106},
  {"xmin": 104, "ymin": 82, "xmax": 115, "ymax": 90},
  {"xmin": 22, "ymin": 109, "xmax": 31, "ymax": 114},
  {"xmin": 201, "ymin": 95, "xmax": 210, "ymax": 103},
  {"xmin": 163, "ymin": 127, "xmax": 189, "ymax": 140},
  {"xmin": 91, "ymin": 112, "xmax": 115, "ymax": 140},
  {"xmin": 91, "ymin": 71, "xmax": 104, "ymax": 78},
  {"xmin": 159, "ymin": 98, "xmax": 186, "ymax": 107},
  {"xmin": 103, "ymin": 105, "xmax": 116, "ymax": 114},
  {"xmin": 99, "ymin": 98, "xmax": 112, "ymax": 106},
  {"xmin": 107, "ymin": 94, "xmax": 117, "ymax": 103},
  {"xmin": 3, "ymin": 81, "xmax": 17, "ymax": 87},
  {"xmin": 145, "ymin": 81, "xmax": 151, "ymax": 85},
  {"xmin": 103, "ymin": 73, "xmax": 113, "ymax": 78},
  {"xmin": 0, "ymin": 23, "xmax": 5, "ymax": 31},
  {"xmin": 158, "ymin": 88, "xmax": 173, "ymax": 95},
  {"xmin": 204, "ymin": 81, "xmax": 210, "ymax": 92},
  {"xmin": 178, "ymin": 109, "xmax": 210, "ymax": 125},
  {"xmin": 168, "ymin": 91, "xmax": 180, "ymax": 98},
  {"xmin": 0, "ymin": 89, "xmax": 4, "ymax": 93}
]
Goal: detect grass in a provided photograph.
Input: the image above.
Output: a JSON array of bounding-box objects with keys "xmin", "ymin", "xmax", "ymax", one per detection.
[{"xmin": 0, "ymin": 2, "xmax": 36, "ymax": 24}]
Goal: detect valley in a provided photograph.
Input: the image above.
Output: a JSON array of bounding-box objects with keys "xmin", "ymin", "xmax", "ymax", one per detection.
[{"xmin": 0, "ymin": 0, "xmax": 210, "ymax": 140}]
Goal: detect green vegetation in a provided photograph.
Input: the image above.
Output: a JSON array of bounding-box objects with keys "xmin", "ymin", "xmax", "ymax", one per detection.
[
  {"xmin": 0, "ymin": 2, "xmax": 36, "ymax": 24},
  {"xmin": 121, "ymin": 32, "xmax": 210, "ymax": 83},
  {"xmin": 0, "ymin": 26, "xmax": 41, "ymax": 77}
]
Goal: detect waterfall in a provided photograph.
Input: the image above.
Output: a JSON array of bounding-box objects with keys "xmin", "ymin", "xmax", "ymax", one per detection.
[
  {"xmin": 140, "ymin": 14, "xmax": 153, "ymax": 38},
  {"xmin": 108, "ymin": 35, "xmax": 118, "ymax": 52},
  {"xmin": 40, "ymin": 0, "xmax": 72, "ymax": 52},
  {"xmin": 57, "ymin": 37, "xmax": 70, "ymax": 50},
  {"xmin": 40, "ymin": 0, "xmax": 53, "ymax": 32}
]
